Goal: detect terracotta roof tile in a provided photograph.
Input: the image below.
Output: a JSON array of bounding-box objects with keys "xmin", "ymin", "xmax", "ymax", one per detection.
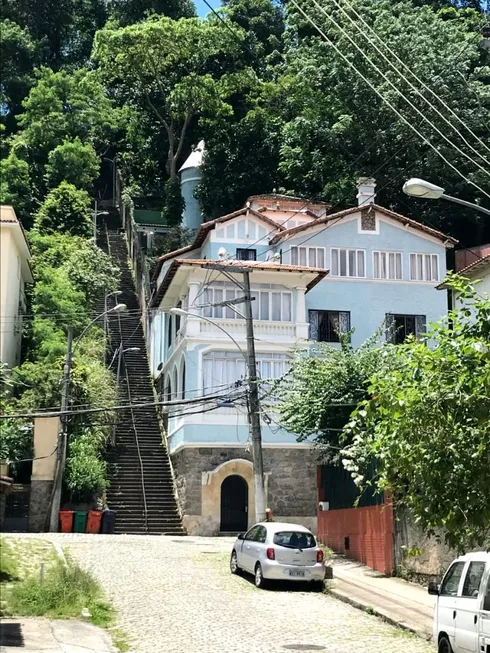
[
  {"xmin": 269, "ymin": 204, "xmax": 458, "ymax": 246},
  {"xmin": 152, "ymin": 207, "xmax": 287, "ymax": 281},
  {"xmin": 437, "ymin": 254, "xmax": 490, "ymax": 289},
  {"xmin": 151, "ymin": 258, "xmax": 329, "ymax": 307}
]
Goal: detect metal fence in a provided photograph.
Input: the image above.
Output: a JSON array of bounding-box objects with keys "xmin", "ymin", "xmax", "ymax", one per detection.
[{"xmin": 115, "ymin": 169, "xmax": 153, "ymax": 340}]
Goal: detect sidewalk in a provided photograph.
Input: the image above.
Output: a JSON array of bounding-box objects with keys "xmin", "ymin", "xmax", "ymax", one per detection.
[
  {"xmin": 328, "ymin": 555, "xmax": 435, "ymax": 640},
  {"xmin": 0, "ymin": 618, "xmax": 116, "ymax": 653}
]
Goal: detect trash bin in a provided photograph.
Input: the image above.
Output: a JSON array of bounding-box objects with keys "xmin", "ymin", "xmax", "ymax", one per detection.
[
  {"xmin": 73, "ymin": 510, "xmax": 88, "ymax": 533},
  {"xmin": 59, "ymin": 510, "xmax": 74, "ymax": 533},
  {"xmin": 101, "ymin": 510, "xmax": 116, "ymax": 534},
  {"xmin": 86, "ymin": 510, "xmax": 103, "ymax": 534}
]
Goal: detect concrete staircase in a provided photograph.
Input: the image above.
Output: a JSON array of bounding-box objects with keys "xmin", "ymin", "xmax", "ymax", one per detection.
[{"xmin": 100, "ymin": 216, "xmax": 184, "ymax": 535}]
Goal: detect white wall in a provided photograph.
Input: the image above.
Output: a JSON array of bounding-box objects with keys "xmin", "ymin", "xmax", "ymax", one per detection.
[{"xmin": 0, "ymin": 228, "xmax": 23, "ymax": 370}]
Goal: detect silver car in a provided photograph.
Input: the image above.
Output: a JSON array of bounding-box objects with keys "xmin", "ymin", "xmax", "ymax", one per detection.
[{"xmin": 230, "ymin": 522, "xmax": 326, "ymax": 589}]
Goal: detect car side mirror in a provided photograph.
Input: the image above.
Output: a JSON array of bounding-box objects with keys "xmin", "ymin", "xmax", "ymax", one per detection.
[
  {"xmin": 428, "ymin": 581, "xmax": 440, "ymax": 596},
  {"xmin": 237, "ymin": 533, "xmax": 245, "ymax": 540}
]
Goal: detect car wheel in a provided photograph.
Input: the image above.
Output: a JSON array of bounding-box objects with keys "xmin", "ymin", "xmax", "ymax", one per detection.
[
  {"xmin": 438, "ymin": 636, "xmax": 453, "ymax": 653},
  {"xmin": 254, "ymin": 563, "xmax": 267, "ymax": 589},
  {"xmin": 230, "ymin": 550, "xmax": 241, "ymax": 575},
  {"xmin": 311, "ymin": 580, "xmax": 324, "ymax": 592}
]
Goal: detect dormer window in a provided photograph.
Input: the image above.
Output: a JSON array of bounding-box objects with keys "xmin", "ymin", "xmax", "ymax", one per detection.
[{"xmin": 236, "ymin": 248, "xmax": 256, "ymax": 261}]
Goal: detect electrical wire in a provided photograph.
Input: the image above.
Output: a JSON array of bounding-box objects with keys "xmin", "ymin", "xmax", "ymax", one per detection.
[
  {"xmin": 330, "ymin": 0, "xmax": 490, "ymax": 160},
  {"xmin": 0, "ymin": 391, "xmax": 246, "ymax": 420},
  {"xmin": 308, "ymin": 0, "xmax": 490, "ymax": 182},
  {"xmin": 291, "ymin": 0, "xmax": 490, "ymax": 198}
]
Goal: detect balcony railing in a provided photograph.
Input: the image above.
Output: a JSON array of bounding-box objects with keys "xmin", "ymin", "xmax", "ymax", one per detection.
[{"xmin": 199, "ymin": 318, "xmax": 297, "ymax": 339}]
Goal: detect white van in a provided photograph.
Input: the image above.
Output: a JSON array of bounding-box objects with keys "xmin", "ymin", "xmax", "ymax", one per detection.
[{"xmin": 428, "ymin": 552, "xmax": 490, "ymax": 653}]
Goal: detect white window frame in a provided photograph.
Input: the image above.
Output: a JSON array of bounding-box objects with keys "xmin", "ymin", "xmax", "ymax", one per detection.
[
  {"xmin": 290, "ymin": 246, "xmax": 326, "ymax": 268},
  {"xmin": 409, "ymin": 253, "xmax": 440, "ymax": 282},
  {"xmin": 330, "ymin": 248, "xmax": 366, "ymax": 278},
  {"xmin": 373, "ymin": 251, "xmax": 403, "ymax": 280},
  {"xmin": 201, "ymin": 286, "xmax": 293, "ymax": 322},
  {"xmin": 202, "ymin": 351, "xmax": 290, "ymax": 395}
]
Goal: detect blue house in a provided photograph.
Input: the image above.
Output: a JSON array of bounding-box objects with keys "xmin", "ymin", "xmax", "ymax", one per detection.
[{"xmin": 149, "ymin": 175, "xmax": 456, "ymax": 536}]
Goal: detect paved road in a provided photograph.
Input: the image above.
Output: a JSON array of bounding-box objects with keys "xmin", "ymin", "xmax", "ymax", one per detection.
[{"xmin": 23, "ymin": 534, "xmax": 435, "ymax": 653}]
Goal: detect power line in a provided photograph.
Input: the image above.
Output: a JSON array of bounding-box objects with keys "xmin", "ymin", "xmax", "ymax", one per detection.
[
  {"xmin": 291, "ymin": 0, "xmax": 490, "ymax": 197},
  {"xmin": 0, "ymin": 391, "xmax": 247, "ymax": 420},
  {"xmin": 331, "ymin": 0, "xmax": 490, "ymax": 161},
  {"xmin": 313, "ymin": 0, "xmax": 490, "ymax": 181}
]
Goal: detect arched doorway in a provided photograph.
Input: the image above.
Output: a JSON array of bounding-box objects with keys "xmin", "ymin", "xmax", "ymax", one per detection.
[{"xmin": 220, "ymin": 475, "xmax": 248, "ymax": 532}]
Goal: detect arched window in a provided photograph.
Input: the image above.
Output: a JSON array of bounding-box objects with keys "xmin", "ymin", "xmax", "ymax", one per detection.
[
  {"xmin": 173, "ymin": 366, "xmax": 179, "ymax": 400},
  {"xmin": 181, "ymin": 358, "xmax": 186, "ymax": 399},
  {"xmin": 165, "ymin": 375, "xmax": 172, "ymax": 403}
]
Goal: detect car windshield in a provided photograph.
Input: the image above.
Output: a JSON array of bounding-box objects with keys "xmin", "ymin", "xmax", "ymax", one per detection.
[{"xmin": 273, "ymin": 531, "xmax": 315, "ymax": 549}]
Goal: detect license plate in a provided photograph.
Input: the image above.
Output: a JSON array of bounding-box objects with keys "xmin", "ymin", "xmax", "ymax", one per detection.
[{"xmin": 289, "ymin": 570, "xmax": 305, "ymax": 578}]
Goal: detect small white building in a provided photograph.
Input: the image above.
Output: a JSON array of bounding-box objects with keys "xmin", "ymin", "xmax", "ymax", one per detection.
[
  {"xmin": 438, "ymin": 244, "xmax": 490, "ymax": 316},
  {"xmin": 0, "ymin": 205, "xmax": 33, "ymax": 371}
]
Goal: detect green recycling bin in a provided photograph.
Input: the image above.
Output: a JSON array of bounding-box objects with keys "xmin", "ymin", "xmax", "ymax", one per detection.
[{"xmin": 73, "ymin": 511, "xmax": 88, "ymax": 533}]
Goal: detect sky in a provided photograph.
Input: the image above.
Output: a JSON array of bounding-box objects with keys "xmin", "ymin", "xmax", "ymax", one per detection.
[{"xmin": 195, "ymin": 0, "xmax": 221, "ymax": 17}]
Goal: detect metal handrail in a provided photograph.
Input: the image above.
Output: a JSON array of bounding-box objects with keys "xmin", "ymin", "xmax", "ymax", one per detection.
[{"xmin": 116, "ymin": 296, "xmax": 149, "ymax": 534}]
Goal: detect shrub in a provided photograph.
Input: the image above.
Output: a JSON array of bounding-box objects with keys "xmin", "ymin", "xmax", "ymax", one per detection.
[
  {"xmin": 45, "ymin": 138, "xmax": 100, "ymax": 191},
  {"xmin": 65, "ymin": 430, "xmax": 108, "ymax": 502},
  {"xmin": 33, "ymin": 181, "xmax": 92, "ymax": 237}
]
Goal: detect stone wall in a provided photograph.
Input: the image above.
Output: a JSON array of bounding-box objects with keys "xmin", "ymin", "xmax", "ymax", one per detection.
[
  {"xmin": 28, "ymin": 480, "xmax": 53, "ymax": 532},
  {"xmin": 394, "ymin": 505, "xmax": 457, "ymax": 582},
  {"xmin": 171, "ymin": 446, "xmax": 318, "ymax": 536}
]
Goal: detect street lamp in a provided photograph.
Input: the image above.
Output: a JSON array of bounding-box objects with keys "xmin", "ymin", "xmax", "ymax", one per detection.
[
  {"xmin": 104, "ymin": 291, "xmax": 123, "ymax": 361},
  {"xmin": 73, "ymin": 303, "xmax": 127, "ymax": 352},
  {"xmin": 93, "ymin": 199, "xmax": 110, "ymax": 242},
  {"xmin": 403, "ymin": 178, "xmax": 490, "ymax": 216},
  {"xmin": 48, "ymin": 303, "xmax": 127, "ymax": 532}
]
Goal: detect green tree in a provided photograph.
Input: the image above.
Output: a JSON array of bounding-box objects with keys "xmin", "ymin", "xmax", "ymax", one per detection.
[
  {"xmin": 276, "ymin": 334, "xmax": 394, "ymax": 459},
  {"xmin": 93, "ymin": 16, "xmax": 250, "ymax": 180},
  {"xmin": 0, "ymin": 0, "xmax": 108, "ymax": 69},
  {"xmin": 0, "ymin": 150, "xmax": 34, "ymax": 225},
  {"xmin": 279, "ymin": 0, "xmax": 490, "ymax": 245},
  {"xmin": 33, "ymin": 182, "xmax": 92, "ymax": 237},
  {"xmin": 108, "ymin": 0, "xmax": 195, "ymax": 24},
  {"xmin": 17, "ymin": 67, "xmax": 122, "ymax": 163},
  {"xmin": 0, "ymin": 363, "xmax": 32, "ymax": 462},
  {"xmin": 342, "ymin": 275, "xmax": 490, "ymax": 550},
  {"xmin": 0, "ymin": 19, "xmax": 36, "ymax": 133},
  {"xmin": 45, "ymin": 138, "xmax": 100, "ymax": 191}
]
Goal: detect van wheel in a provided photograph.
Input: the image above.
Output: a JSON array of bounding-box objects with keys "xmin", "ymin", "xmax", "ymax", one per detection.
[{"xmin": 438, "ymin": 636, "xmax": 453, "ymax": 653}]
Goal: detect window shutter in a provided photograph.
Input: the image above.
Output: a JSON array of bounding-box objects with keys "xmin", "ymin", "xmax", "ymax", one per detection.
[
  {"xmin": 415, "ymin": 315, "xmax": 426, "ymax": 337},
  {"xmin": 339, "ymin": 311, "xmax": 351, "ymax": 333},
  {"xmin": 385, "ymin": 313, "xmax": 396, "ymax": 344},
  {"xmin": 309, "ymin": 310, "xmax": 319, "ymax": 340}
]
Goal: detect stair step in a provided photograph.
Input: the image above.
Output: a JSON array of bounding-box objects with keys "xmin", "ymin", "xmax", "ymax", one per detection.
[{"xmin": 100, "ymin": 219, "xmax": 183, "ymax": 535}]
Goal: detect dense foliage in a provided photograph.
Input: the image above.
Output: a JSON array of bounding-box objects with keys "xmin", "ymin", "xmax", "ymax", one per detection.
[
  {"xmin": 1, "ymin": 0, "xmax": 489, "ymax": 506},
  {"xmin": 275, "ymin": 334, "xmax": 395, "ymax": 460},
  {"xmin": 342, "ymin": 276, "xmax": 490, "ymax": 550},
  {"xmin": 0, "ymin": 0, "xmax": 487, "ymax": 243}
]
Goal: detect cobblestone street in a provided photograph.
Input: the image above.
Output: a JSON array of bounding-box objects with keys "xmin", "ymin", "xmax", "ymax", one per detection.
[{"xmin": 30, "ymin": 534, "xmax": 436, "ymax": 653}]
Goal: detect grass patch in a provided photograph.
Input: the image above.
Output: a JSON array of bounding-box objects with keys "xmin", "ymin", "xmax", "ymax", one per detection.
[
  {"xmin": 0, "ymin": 538, "xmax": 19, "ymax": 582},
  {"xmin": 7, "ymin": 561, "xmax": 114, "ymax": 626}
]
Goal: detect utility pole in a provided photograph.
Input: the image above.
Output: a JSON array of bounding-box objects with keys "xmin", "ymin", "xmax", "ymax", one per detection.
[
  {"xmin": 49, "ymin": 327, "xmax": 73, "ymax": 532},
  {"xmin": 242, "ymin": 270, "xmax": 266, "ymax": 523}
]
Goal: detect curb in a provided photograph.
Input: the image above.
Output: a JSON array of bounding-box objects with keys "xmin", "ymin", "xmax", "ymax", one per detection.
[{"xmin": 327, "ymin": 586, "xmax": 432, "ymax": 642}]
